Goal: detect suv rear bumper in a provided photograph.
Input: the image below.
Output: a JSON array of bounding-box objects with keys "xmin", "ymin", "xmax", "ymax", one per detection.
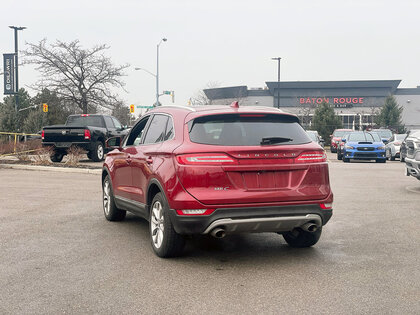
[{"xmin": 169, "ymin": 204, "xmax": 332, "ymax": 235}]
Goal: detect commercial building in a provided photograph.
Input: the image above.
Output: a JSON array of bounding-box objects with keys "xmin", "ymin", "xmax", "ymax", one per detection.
[{"xmin": 204, "ymin": 80, "xmax": 420, "ymax": 130}]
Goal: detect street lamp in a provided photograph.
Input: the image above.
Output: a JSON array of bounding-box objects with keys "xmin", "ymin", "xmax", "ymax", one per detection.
[
  {"xmin": 156, "ymin": 38, "xmax": 167, "ymax": 106},
  {"xmin": 271, "ymin": 57, "xmax": 281, "ymax": 109},
  {"xmin": 9, "ymin": 26, "xmax": 27, "ymax": 112}
]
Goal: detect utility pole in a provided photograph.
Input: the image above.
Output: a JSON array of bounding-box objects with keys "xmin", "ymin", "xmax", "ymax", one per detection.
[
  {"xmin": 9, "ymin": 26, "xmax": 26, "ymax": 112},
  {"xmin": 156, "ymin": 38, "xmax": 167, "ymax": 106},
  {"xmin": 271, "ymin": 57, "xmax": 281, "ymax": 109}
]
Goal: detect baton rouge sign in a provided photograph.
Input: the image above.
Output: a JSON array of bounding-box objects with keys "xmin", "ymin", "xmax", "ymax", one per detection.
[
  {"xmin": 3, "ymin": 53, "xmax": 16, "ymax": 95},
  {"xmin": 299, "ymin": 97, "xmax": 364, "ymax": 108}
]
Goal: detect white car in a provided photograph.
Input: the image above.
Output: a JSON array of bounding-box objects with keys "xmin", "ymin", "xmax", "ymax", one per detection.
[{"xmin": 385, "ymin": 133, "xmax": 407, "ymax": 161}]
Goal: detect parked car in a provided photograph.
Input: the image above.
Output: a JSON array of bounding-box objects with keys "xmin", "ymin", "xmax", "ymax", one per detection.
[
  {"xmin": 330, "ymin": 129, "xmax": 352, "ymax": 153},
  {"xmin": 341, "ymin": 131, "xmax": 386, "ymax": 163},
  {"xmin": 306, "ymin": 130, "xmax": 325, "ymax": 148},
  {"xmin": 404, "ymin": 131, "xmax": 420, "ymax": 180},
  {"xmin": 102, "ymin": 103, "xmax": 333, "ymax": 257},
  {"xmin": 400, "ymin": 130, "xmax": 420, "ymax": 162},
  {"xmin": 385, "ymin": 133, "xmax": 407, "ymax": 161},
  {"xmin": 371, "ymin": 128, "xmax": 393, "ymax": 144},
  {"xmin": 337, "ymin": 133, "xmax": 351, "ymax": 160},
  {"xmin": 42, "ymin": 114, "xmax": 128, "ymax": 162}
]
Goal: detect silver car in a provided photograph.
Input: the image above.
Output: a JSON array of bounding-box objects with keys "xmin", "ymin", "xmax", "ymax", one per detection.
[
  {"xmin": 306, "ymin": 130, "xmax": 325, "ymax": 148},
  {"xmin": 385, "ymin": 133, "xmax": 407, "ymax": 161}
]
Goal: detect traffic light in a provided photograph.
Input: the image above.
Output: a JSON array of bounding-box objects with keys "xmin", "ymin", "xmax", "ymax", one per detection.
[
  {"xmin": 130, "ymin": 104, "xmax": 135, "ymax": 113},
  {"xmin": 43, "ymin": 103, "xmax": 48, "ymax": 112}
]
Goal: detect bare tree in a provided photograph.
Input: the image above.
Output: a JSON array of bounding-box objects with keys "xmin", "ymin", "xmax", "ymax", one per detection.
[
  {"xmin": 23, "ymin": 39, "xmax": 129, "ymax": 113},
  {"xmin": 190, "ymin": 81, "xmax": 221, "ymax": 105}
]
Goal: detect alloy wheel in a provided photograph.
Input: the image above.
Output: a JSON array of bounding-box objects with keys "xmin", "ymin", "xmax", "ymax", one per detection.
[
  {"xmin": 98, "ymin": 144, "xmax": 104, "ymax": 160},
  {"xmin": 103, "ymin": 179, "xmax": 110, "ymax": 215},
  {"xmin": 151, "ymin": 201, "xmax": 165, "ymax": 249}
]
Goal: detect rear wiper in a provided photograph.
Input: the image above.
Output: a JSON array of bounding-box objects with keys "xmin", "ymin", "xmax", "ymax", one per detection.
[{"xmin": 260, "ymin": 137, "xmax": 293, "ymax": 145}]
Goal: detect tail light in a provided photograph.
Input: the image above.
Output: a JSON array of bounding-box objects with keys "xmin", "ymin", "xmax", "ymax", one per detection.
[
  {"xmin": 176, "ymin": 153, "xmax": 238, "ymax": 165},
  {"xmin": 320, "ymin": 203, "xmax": 332, "ymax": 210},
  {"xmin": 81, "ymin": 114, "xmax": 90, "ymax": 117},
  {"xmin": 41, "ymin": 130, "xmax": 45, "ymax": 140},
  {"xmin": 84, "ymin": 129, "xmax": 91, "ymax": 140},
  {"xmin": 295, "ymin": 151, "xmax": 327, "ymax": 163},
  {"xmin": 176, "ymin": 209, "xmax": 215, "ymax": 215}
]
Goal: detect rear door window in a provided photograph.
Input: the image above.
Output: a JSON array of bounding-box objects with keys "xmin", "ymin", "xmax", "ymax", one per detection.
[
  {"xmin": 143, "ymin": 114, "xmax": 169, "ymax": 144},
  {"xmin": 188, "ymin": 114, "xmax": 311, "ymax": 146},
  {"xmin": 104, "ymin": 116, "xmax": 115, "ymax": 129}
]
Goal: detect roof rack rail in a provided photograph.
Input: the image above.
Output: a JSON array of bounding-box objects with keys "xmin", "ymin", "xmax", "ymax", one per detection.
[{"xmin": 155, "ymin": 105, "xmax": 196, "ymax": 112}]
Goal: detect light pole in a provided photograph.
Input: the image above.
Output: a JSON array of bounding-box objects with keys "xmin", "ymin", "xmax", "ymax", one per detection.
[
  {"xmin": 156, "ymin": 38, "xmax": 167, "ymax": 106},
  {"xmin": 271, "ymin": 57, "xmax": 281, "ymax": 109},
  {"xmin": 9, "ymin": 26, "xmax": 26, "ymax": 112}
]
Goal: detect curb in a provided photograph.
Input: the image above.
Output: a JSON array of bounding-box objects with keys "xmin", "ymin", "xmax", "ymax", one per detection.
[{"xmin": 0, "ymin": 163, "xmax": 102, "ymax": 174}]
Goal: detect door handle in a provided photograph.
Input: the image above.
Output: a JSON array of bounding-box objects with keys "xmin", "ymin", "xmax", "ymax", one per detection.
[{"xmin": 126, "ymin": 154, "xmax": 132, "ymax": 164}]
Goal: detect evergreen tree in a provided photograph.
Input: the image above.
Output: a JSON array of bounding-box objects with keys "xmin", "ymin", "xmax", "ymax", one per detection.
[
  {"xmin": 0, "ymin": 89, "xmax": 32, "ymax": 132},
  {"xmin": 312, "ymin": 101, "xmax": 343, "ymax": 142},
  {"xmin": 376, "ymin": 95, "xmax": 405, "ymax": 133}
]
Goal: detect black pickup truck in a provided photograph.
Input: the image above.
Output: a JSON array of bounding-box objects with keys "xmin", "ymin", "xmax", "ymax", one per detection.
[{"xmin": 42, "ymin": 114, "xmax": 129, "ymax": 162}]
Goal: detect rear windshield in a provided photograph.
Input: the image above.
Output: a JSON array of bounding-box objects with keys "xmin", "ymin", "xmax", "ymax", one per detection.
[
  {"xmin": 348, "ymin": 132, "xmax": 381, "ymax": 142},
  {"xmin": 188, "ymin": 114, "xmax": 311, "ymax": 146},
  {"xmin": 66, "ymin": 116, "xmax": 104, "ymax": 128},
  {"xmin": 333, "ymin": 130, "xmax": 350, "ymax": 137},
  {"xmin": 395, "ymin": 134, "xmax": 406, "ymax": 140}
]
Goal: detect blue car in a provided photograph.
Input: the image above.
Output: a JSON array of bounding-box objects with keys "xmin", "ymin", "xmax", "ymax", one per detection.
[{"xmin": 342, "ymin": 132, "xmax": 386, "ymax": 163}]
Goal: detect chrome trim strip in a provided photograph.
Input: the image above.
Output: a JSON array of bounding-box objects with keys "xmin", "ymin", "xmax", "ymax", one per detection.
[{"xmin": 202, "ymin": 214, "xmax": 322, "ymax": 234}]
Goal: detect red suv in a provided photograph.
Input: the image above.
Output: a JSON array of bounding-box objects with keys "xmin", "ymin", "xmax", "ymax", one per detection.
[{"xmin": 102, "ymin": 103, "xmax": 333, "ymax": 257}]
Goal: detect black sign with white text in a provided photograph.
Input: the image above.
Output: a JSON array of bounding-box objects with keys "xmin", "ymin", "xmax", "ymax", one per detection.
[{"xmin": 3, "ymin": 53, "xmax": 16, "ymax": 95}]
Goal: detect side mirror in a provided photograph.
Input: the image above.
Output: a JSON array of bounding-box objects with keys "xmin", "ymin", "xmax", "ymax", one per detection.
[
  {"xmin": 106, "ymin": 136, "xmax": 122, "ymax": 150},
  {"xmin": 341, "ymin": 138, "xmax": 346, "ymax": 143}
]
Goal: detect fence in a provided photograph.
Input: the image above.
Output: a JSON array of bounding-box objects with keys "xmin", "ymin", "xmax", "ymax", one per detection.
[{"xmin": 0, "ymin": 131, "xmax": 42, "ymax": 157}]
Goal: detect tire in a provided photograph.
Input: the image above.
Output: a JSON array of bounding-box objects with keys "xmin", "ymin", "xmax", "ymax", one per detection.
[
  {"xmin": 400, "ymin": 156, "xmax": 405, "ymax": 162},
  {"xmin": 87, "ymin": 151, "xmax": 93, "ymax": 160},
  {"xmin": 390, "ymin": 154, "xmax": 395, "ymax": 161},
  {"xmin": 343, "ymin": 157, "xmax": 349, "ymax": 162},
  {"xmin": 91, "ymin": 141, "xmax": 105, "ymax": 162},
  {"xmin": 50, "ymin": 152, "xmax": 64, "ymax": 163},
  {"xmin": 102, "ymin": 175, "xmax": 126, "ymax": 221},
  {"xmin": 385, "ymin": 149, "xmax": 390, "ymax": 161},
  {"xmin": 376, "ymin": 159, "xmax": 386, "ymax": 163},
  {"xmin": 331, "ymin": 148, "xmax": 336, "ymax": 153},
  {"xmin": 283, "ymin": 227, "xmax": 322, "ymax": 248},
  {"xmin": 150, "ymin": 192, "xmax": 185, "ymax": 258},
  {"xmin": 337, "ymin": 152, "xmax": 342, "ymax": 160}
]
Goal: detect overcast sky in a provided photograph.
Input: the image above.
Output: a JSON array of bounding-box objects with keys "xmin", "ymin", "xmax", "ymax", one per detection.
[{"xmin": 1, "ymin": 0, "xmax": 420, "ymax": 114}]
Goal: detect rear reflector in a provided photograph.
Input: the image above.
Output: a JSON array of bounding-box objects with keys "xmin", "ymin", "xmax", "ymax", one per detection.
[
  {"xmin": 84, "ymin": 129, "xmax": 91, "ymax": 140},
  {"xmin": 320, "ymin": 203, "xmax": 332, "ymax": 210},
  {"xmin": 176, "ymin": 153, "xmax": 238, "ymax": 165},
  {"xmin": 295, "ymin": 151, "xmax": 327, "ymax": 163},
  {"xmin": 176, "ymin": 209, "xmax": 215, "ymax": 215},
  {"xmin": 41, "ymin": 130, "xmax": 45, "ymax": 140}
]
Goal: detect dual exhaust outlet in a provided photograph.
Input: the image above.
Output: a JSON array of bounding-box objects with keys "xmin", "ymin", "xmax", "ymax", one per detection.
[{"xmin": 209, "ymin": 222, "xmax": 319, "ymax": 238}]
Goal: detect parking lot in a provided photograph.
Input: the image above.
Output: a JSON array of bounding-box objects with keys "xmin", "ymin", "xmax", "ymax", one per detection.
[{"xmin": 1, "ymin": 155, "xmax": 420, "ymax": 314}]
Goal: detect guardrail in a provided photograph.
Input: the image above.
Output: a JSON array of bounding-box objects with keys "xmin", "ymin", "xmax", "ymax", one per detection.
[{"xmin": 0, "ymin": 131, "xmax": 42, "ymax": 156}]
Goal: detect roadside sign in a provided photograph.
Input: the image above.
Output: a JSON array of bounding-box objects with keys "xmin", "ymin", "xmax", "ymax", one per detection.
[
  {"xmin": 136, "ymin": 105, "xmax": 154, "ymax": 109},
  {"xmin": 43, "ymin": 103, "xmax": 48, "ymax": 112},
  {"xmin": 3, "ymin": 53, "xmax": 16, "ymax": 95}
]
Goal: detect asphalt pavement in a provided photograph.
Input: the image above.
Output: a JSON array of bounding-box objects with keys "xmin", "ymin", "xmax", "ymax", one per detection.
[{"xmin": 0, "ymin": 156, "xmax": 419, "ymax": 314}]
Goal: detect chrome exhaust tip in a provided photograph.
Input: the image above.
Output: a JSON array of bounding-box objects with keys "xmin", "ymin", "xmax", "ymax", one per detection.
[
  {"xmin": 301, "ymin": 222, "xmax": 318, "ymax": 233},
  {"xmin": 210, "ymin": 228, "xmax": 226, "ymax": 238}
]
